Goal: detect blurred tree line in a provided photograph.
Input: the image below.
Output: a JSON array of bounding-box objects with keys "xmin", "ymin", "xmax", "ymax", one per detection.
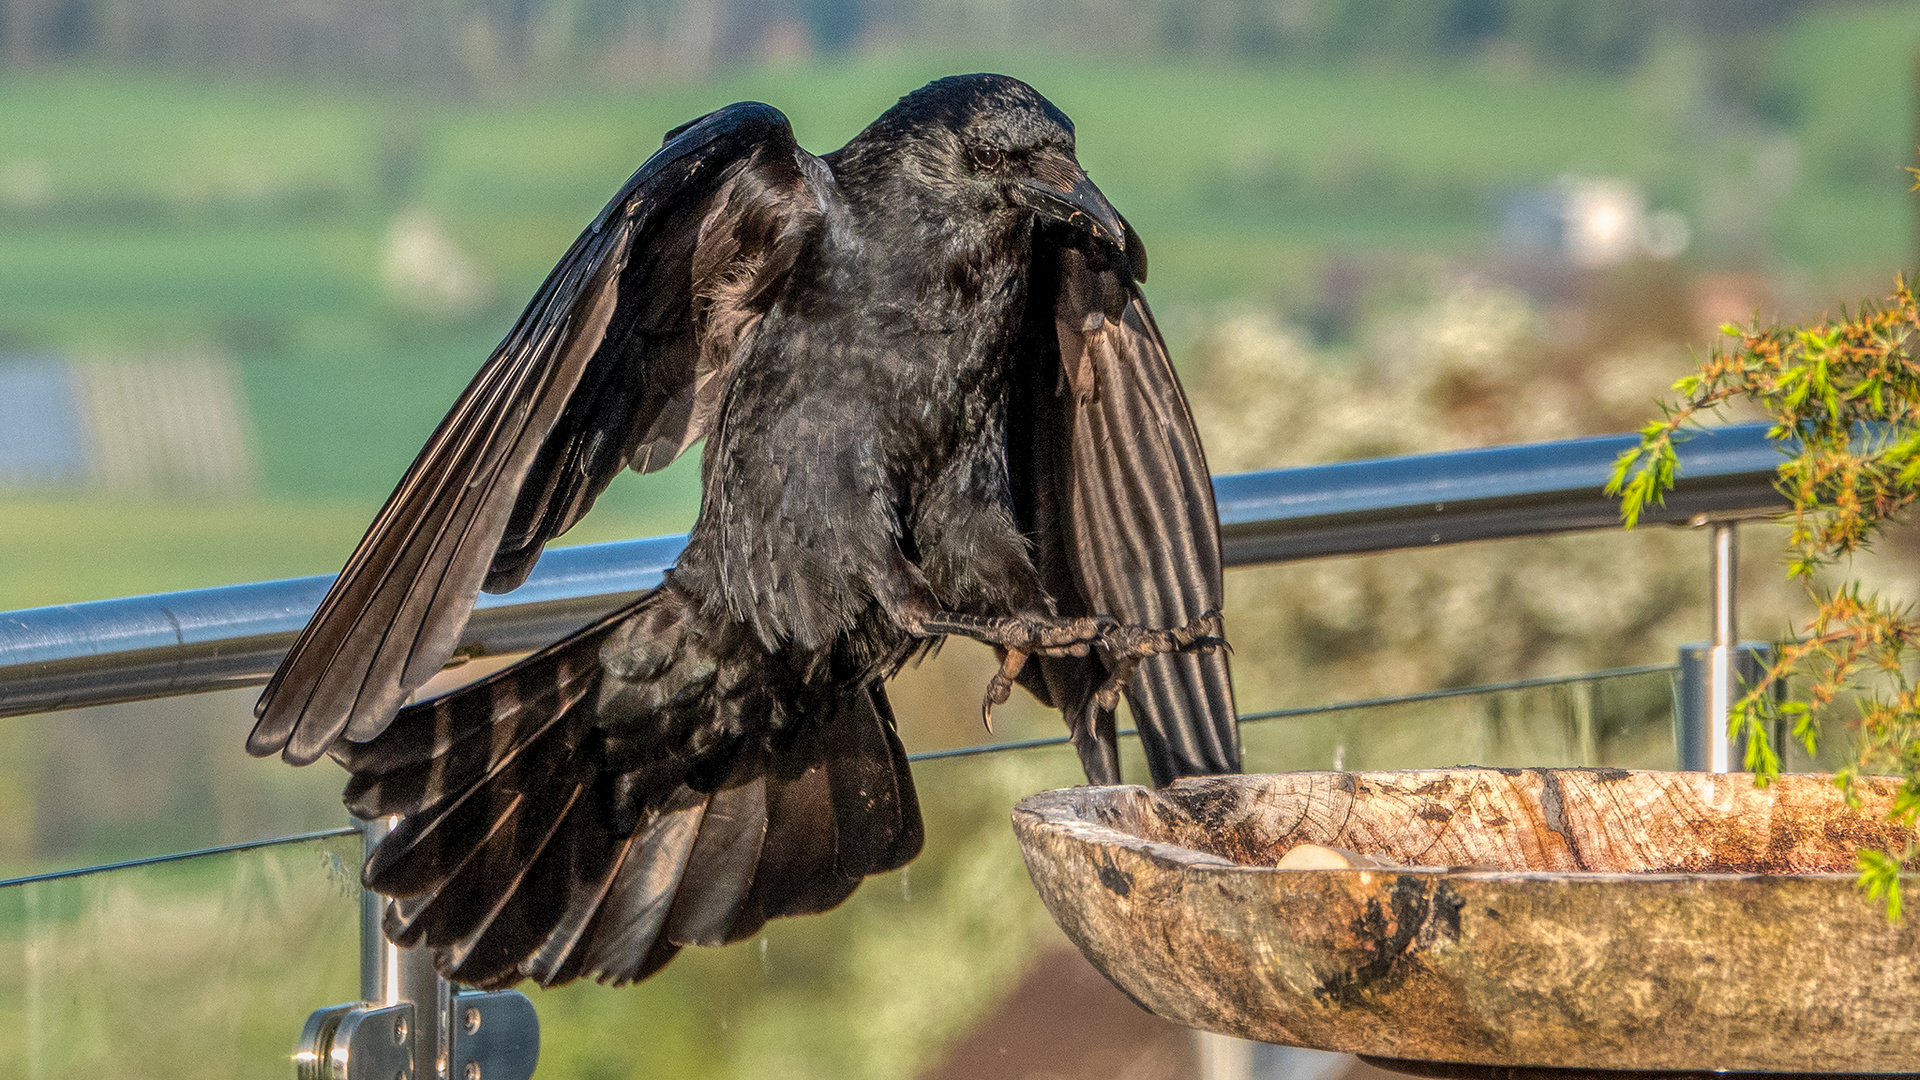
[{"xmin": 0, "ymin": 0, "xmax": 1820, "ymax": 87}]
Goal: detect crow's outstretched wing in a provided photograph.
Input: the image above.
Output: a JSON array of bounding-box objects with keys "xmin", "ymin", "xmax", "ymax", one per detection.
[
  {"xmin": 1008, "ymin": 222, "xmax": 1240, "ymax": 787},
  {"xmin": 252, "ymin": 103, "xmax": 831, "ymax": 765}
]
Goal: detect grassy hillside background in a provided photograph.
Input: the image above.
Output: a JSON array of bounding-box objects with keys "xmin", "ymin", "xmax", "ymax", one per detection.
[{"xmin": 2, "ymin": 4, "xmax": 1917, "ymax": 607}]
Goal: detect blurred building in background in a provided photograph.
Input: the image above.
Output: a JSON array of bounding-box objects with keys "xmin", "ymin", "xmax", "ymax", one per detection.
[
  {"xmin": 1500, "ymin": 177, "xmax": 1690, "ymax": 269},
  {"xmin": 0, "ymin": 352, "xmax": 255, "ymax": 495}
]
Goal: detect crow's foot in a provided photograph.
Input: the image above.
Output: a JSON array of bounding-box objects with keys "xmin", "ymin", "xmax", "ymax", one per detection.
[
  {"xmin": 916, "ymin": 610, "xmax": 1226, "ymax": 730},
  {"xmin": 1086, "ymin": 610, "xmax": 1226, "ymax": 713}
]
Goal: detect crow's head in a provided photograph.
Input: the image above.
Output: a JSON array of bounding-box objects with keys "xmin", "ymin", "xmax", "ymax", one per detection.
[{"xmin": 846, "ymin": 73, "xmax": 1129, "ymax": 256}]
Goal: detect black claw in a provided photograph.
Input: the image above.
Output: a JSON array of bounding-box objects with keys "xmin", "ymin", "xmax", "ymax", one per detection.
[
  {"xmin": 1091, "ymin": 661, "xmax": 1135, "ymax": 713},
  {"xmin": 980, "ymin": 647, "xmax": 1029, "ymax": 733}
]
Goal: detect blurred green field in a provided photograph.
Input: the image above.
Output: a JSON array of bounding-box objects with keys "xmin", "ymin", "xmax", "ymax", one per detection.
[
  {"xmin": 1, "ymin": 4, "xmax": 1916, "ymax": 610},
  {"xmin": 0, "ymin": 485, "xmax": 700, "ymax": 609}
]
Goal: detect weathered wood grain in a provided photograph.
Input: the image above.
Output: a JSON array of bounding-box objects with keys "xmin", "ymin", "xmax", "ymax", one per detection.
[{"xmin": 1012, "ymin": 770, "xmax": 1920, "ymax": 1074}]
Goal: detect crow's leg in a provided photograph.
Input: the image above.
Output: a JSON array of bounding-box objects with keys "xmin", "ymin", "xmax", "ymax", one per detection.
[
  {"xmin": 912, "ymin": 610, "xmax": 1226, "ymax": 730},
  {"xmin": 915, "ymin": 612, "xmax": 1110, "ymax": 654}
]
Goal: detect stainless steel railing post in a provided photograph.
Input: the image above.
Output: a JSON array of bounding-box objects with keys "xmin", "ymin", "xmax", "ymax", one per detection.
[
  {"xmin": 1677, "ymin": 522, "xmax": 1779, "ymax": 773},
  {"xmin": 358, "ymin": 816, "xmax": 398, "ymax": 1008},
  {"xmin": 358, "ymin": 815, "xmax": 453, "ymax": 1079},
  {"xmin": 1702, "ymin": 522, "xmax": 1739, "ymax": 774},
  {"xmin": 1711, "ymin": 523, "xmax": 1737, "ymax": 657}
]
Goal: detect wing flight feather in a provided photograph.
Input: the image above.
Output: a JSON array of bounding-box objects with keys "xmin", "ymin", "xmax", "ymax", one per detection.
[
  {"xmin": 1010, "ymin": 229, "xmax": 1240, "ymax": 786},
  {"xmin": 252, "ymin": 102, "xmax": 830, "ymax": 764}
]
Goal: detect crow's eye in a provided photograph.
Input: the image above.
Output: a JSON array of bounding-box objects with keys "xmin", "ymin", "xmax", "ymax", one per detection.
[{"xmin": 970, "ymin": 145, "xmax": 1003, "ymax": 172}]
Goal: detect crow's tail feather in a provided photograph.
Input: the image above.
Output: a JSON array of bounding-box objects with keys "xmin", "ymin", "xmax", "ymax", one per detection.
[{"xmin": 332, "ymin": 591, "xmax": 922, "ymax": 989}]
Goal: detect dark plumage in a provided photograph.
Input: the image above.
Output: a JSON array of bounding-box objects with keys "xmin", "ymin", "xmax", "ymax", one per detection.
[{"xmin": 250, "ymin": 74, "xmax": 1239, "ymax": 989}]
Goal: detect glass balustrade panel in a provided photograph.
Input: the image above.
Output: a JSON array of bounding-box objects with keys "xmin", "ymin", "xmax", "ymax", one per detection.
[{"xmin": 0, "ymin": 831, "xmax": 360, "ymax": 1080}]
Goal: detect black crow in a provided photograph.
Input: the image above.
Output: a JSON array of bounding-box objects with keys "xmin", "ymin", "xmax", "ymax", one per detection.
[{"xmin": 248, "ymin": 73, "xmax": 1238, "ymax": 989}]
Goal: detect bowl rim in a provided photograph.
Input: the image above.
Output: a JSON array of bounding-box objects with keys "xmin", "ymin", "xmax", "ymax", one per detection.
[{"xmin": 1012, "ymin": 770, "xmax": 1918, "ymax": 884}]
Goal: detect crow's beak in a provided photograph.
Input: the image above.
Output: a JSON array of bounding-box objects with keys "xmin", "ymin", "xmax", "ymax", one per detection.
[{"xmin": 1016, "ymin": 166, "xmax": 1127, "ymax": 251}]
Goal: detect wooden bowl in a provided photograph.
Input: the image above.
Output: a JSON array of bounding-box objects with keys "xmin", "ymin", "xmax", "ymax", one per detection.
[{"xmin": 1012, "ymin": 769, "xmax": 1920, "ymax": 1075}]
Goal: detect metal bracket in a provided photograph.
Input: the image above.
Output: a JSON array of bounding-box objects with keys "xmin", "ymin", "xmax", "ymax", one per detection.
[
  {"xmin": 451, "ymin": 990, "xmax": 540, "ymax": 1080},
  {"xmin": 297, "ymin": 1002, "xmax": 414, "ymax": 1080},
  {"xmin": 296, "ymin": 990, "xmax": 538, "ymax": 1080}
]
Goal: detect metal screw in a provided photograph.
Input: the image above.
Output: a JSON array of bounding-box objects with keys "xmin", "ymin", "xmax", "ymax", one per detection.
[
  {"xmin": 392, "ymin": 1015, "xmax": 408, "ymax": 1045},
  {"xmin": 465, "ymin": 1062, "xmax": 482, "ymax": 1080},
  {"xmin": 463, "ymin": 1005, "xmax": 482, "ymax": 1035}
]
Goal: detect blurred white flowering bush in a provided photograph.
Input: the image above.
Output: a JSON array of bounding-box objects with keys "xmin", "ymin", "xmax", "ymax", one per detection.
[{"xmin": 1188, "ymin": 282, "xmax": 1810, "ymax": 713}]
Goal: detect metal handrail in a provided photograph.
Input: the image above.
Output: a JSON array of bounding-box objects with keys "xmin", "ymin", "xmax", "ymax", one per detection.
[
  {"xmin": 1214, "ymin": 421, "xmax": 1782, "ymax": 562},
  {"xmin": 0, "ymin": 422, "xmax": 1785, "ymax": 720}
]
